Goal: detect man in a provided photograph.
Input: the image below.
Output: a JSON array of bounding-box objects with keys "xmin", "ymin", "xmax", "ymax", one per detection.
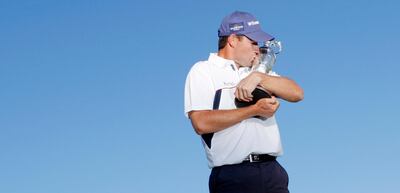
[{"xmin": 184, "ymin": 11, "xmax": 303, "ymax": 193}]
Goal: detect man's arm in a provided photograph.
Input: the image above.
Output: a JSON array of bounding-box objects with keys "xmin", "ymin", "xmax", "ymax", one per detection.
[
  {"xmin": 235, "ymin": 71, "xmax": 304, "ymax": 102},
  {"xmin": 189, "ymin": 96, "xmax": 279, "ymax": 135}
]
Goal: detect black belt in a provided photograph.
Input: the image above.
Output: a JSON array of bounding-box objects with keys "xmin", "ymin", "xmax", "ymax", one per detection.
[{"xmin": 242, "ymin": 154, "xmax": 276, "ymax": 163}]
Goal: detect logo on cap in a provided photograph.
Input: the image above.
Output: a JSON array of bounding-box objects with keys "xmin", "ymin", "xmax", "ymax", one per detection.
[
  {"xmin": 229, "ymin": 22, "xmax": 244, "ymax": 32},
  {"xmin": 247, "ymin": 20, "xmax": 259, "ymax": 26}
]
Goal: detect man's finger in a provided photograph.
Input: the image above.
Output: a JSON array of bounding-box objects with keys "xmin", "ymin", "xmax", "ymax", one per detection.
[
  {"xmin": 236, "ymin": 89, "xmax": 246, "ymax": 102},
  {"xmin": 263, "ymin": 97, "xmax": 277, "ymax": 104}
]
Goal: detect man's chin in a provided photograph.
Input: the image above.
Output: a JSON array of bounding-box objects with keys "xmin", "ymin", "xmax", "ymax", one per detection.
[{"xmin": 235, "ymin": 61, "xmax": 251, "ymax": 68}]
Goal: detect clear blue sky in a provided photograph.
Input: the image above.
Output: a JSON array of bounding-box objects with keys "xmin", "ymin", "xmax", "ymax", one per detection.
[{"xmin": 1, "ymin": 0, "xmax": 399, "ymax": 193}]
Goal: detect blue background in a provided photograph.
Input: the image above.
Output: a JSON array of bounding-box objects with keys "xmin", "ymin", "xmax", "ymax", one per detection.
[{"xmin": 1, "ymin": 0, "xmax": 399, "ymax": 193}]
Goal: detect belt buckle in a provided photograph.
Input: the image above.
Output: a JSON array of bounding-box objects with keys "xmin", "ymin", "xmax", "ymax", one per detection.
[{"xmin": 249, "ymin": 154, "xmax": 260, "ymax": 163}]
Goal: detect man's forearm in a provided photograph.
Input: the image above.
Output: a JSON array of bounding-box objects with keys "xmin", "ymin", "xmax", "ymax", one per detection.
[
  {"xmin": 189, "ymin": 107, "xmax": 256, "ymax": 135},
  {"xmin": 189, "ymin": 97, "xmax": 279, "ymax": 135},
  {"xmin": 259, "ymin": 75, "xmax": 304, "ymax": 102}
]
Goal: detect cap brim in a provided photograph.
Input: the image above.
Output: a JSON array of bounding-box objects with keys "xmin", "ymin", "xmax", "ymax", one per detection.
[{"xmin": 245, "ymin": 31, "xmax": 274, "ymax": 42}]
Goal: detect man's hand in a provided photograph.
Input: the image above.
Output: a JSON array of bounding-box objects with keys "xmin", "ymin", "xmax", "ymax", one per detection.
[
  {"xmin": 252, "ymin": 96, "xmax": 280, "ymax": 118},
  {"xmin": 235, "ymin": 71, "xmax": 263, "ymax": 102}
]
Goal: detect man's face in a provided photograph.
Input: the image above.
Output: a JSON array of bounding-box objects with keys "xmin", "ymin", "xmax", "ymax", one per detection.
[{"xmin": 233, "ymin": 35, "xmax": 260, "ymax": 68}]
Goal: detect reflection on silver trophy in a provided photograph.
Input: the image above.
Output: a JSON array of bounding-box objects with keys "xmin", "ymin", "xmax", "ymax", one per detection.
[{"xmin": 252, "ymin": 40, "xmax": 282, "ymax": 73}]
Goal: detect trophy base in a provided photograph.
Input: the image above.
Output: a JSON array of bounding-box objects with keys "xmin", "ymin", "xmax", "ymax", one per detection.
[
  {"xmin": 235, "ymin": 87, "xmax": 272, "ymax": 120},
  {"xmin": 234, "ymin": 87, "xmax": 272, "ymax": 108}
]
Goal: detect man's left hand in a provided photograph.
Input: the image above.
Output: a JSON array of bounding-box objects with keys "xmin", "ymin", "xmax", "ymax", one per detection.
[{"xmin": 235, "ymin": 71, "xmax": 263, "ymax": 102}]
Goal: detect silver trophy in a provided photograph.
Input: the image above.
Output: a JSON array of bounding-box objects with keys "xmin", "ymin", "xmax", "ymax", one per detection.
[{"xmin": 252, "ymin": 39, "xmax": 282, "ymax": 73}]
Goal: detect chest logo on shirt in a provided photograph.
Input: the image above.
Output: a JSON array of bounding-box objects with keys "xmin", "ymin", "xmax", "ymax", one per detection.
[{"xmin": 223, "ymin": 81, "xmax": 236, "ymax": 87}]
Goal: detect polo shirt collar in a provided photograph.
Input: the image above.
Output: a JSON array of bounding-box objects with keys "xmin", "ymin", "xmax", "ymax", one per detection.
[
  {"xmin": 208, "ymin": 53, "xmax": 252, "ymax": 76},
  {"xmin": 208, "ymin": 53, "xmax": 235, "ymax": 69}
]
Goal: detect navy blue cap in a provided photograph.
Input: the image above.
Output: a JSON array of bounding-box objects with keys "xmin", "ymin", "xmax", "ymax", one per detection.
[{"xmin": 218, "ymin": 11, "xmax": 274, "ymax": 42}]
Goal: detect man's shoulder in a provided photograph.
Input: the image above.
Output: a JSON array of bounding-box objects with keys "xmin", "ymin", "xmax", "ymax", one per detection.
[
  {"xmin": 192, "ymin": 59, "xmax": 210, "ymax": 68},
  {"xmin": 189, "ymin": 57, "xmax": 214, "ymax": 74}
]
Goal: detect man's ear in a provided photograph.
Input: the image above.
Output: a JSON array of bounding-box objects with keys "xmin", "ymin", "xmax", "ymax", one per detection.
[{"xmin": 227, "ymin": 34, "xmax": 238, "ymax": 48}]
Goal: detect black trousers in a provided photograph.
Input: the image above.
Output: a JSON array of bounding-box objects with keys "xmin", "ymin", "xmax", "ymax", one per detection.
[{"xmin": 209, "ymin": 160, "xmax": 289, "ymax": 193}]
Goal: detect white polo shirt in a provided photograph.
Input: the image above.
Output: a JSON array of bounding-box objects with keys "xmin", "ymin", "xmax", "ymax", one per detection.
[{"xmin": 184, "ymin": 53, "xmax": 283, "ymax": 168}]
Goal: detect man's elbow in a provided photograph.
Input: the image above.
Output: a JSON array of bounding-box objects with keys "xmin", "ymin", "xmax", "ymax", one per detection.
[
  {"xmin": 288, "ymin": 88, "xmax": 304, "ymax": 102},
  {"xmin": 194, "ymin": 126, "xmax": 206, "ymax": 135},
  {"xmin": 189, "ymin": 111, "xmax": 209, "ymax": 135},
  {"xmin": 192, "ymin": 122, "xmax": 209, "ymax": 135}
]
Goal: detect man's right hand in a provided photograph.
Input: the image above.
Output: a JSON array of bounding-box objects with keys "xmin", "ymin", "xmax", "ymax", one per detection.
[{"xmin": 252, "ymin": 96, "xmax": 280, "ymax": 118}]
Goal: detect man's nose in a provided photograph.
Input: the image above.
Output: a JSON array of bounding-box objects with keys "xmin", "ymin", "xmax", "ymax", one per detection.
[{"xmin": 254, "ymin": 47, "xmax": 260, "ymax": 56}]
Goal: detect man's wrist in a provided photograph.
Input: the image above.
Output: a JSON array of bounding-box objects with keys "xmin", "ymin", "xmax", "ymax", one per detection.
[
  {"xmin": 254, "ymin": 71, "xmax": 265, "ymax": 85},
  {"xmin": 244, "ymin": 104, "xmax": 259, "ymax": 118}
]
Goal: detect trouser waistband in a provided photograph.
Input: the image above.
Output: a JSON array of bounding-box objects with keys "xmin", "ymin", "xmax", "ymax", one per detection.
[{"xmin": 242, "ymin": 154, "xmax": 276, "ymax": 163}]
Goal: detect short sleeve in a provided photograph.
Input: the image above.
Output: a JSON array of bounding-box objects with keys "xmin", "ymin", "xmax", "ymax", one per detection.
[
  {"xmin": 184, "ymin": 62, "xmax": 215, "ymax": 118},
  {"xmin": 267, "ymin": 71, "xmax": 280, "ymax": 77}
]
